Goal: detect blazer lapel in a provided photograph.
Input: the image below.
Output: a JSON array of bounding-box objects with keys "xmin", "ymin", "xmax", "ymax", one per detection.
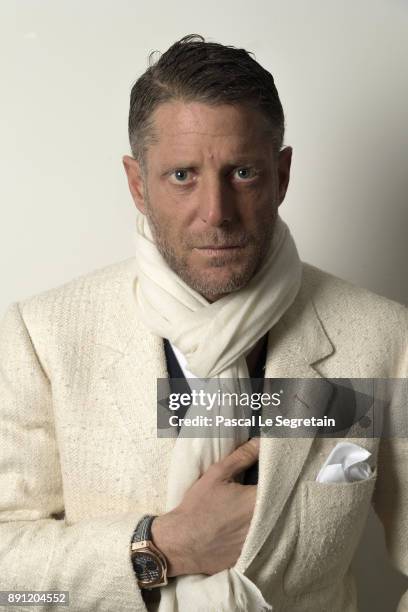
[
  {"xmin": 98, "ymin": 270, "xmax": 177, "ymax": 501},
  {"xmin": 236, "ymin": 291, "xmax": 336, "ymax": 573}
]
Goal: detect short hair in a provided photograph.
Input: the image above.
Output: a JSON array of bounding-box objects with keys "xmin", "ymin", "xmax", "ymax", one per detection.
[{"xmin": 128, "ymin": 34, "xmax": 285, "ymax": 168}]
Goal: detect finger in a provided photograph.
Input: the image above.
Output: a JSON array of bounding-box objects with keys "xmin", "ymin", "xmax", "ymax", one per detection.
[{"xmin": 215, "ymin": 437, "xmax": 260, "ymax": 481}]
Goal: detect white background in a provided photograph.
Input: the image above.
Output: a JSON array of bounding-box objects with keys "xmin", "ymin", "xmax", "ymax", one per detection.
[{"xmin": 1, "ymin": 1, "xmax": 407, "ymax": 609}]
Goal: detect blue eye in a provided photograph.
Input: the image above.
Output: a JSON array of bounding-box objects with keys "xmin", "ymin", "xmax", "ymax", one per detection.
[
  {"xmin": 173, "ymin": 169, "xmax": 189, "ymax": 181},
  {"xmin": 235, "ymin": 167, "xmax": 256, "ymax": 180}
]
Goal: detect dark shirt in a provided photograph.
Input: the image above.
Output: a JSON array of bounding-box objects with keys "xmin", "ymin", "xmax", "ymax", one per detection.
[{"xmin": 163, "ymin": 337, "xmax": 268, "ymax": 485}]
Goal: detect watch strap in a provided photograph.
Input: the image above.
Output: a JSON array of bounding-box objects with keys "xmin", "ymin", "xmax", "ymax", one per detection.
[{"xmin": 132, "ymin": 514, "xmax": 157, "ymax": 544}]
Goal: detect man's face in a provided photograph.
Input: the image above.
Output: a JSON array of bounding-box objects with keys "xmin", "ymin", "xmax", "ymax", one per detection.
[{"xmin": 123, "ymin": 101, "xmax": 292, "ymax": 302}]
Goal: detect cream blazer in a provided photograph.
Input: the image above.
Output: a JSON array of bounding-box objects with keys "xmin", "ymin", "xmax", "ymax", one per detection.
[{"xmin": 0, "ymin": 259, "xmax": 407, "ymax": 612}]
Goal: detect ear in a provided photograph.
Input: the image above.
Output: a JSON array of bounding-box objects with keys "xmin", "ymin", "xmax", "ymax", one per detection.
[
  {"xmin": 277, "ymin": 146, "xmax": 292, "ymax": 205},
  {"xmin": 122, "ymin": 155, "xmax": 147, "ymax": 214}
]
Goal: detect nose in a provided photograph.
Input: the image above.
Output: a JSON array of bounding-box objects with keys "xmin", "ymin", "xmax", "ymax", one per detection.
[{"xmin": 197, "ymin": 175, "xmax": 236, "ymax": 227}]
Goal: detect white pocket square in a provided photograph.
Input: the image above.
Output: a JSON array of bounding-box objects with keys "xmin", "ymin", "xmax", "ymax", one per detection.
[{"xmin": 316, "ymin": 442, "xmax": 373, "ymax": 483}]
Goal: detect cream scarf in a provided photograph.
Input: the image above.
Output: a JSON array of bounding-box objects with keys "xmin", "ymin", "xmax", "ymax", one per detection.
[{"xmin": 133, "ymin": 210, "xmax": 302, "ymax": 612}]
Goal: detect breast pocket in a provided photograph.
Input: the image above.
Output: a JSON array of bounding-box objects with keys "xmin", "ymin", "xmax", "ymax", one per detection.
[{"xmin": 283, "ymin": 469, "xmax": 377, "ymax": 596}]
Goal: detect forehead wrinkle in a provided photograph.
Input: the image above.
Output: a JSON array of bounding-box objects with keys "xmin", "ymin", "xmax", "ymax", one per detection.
[
  {"xmin": 152, "ymin": 100, "xmax": 271, "ymax": 136},
  {"xmin": 153, "ymin": 138, "xmax": 270, "ymax": 170},
  {"xmin": 148, "ymin": 103, "xmax": 275, "ymax": 166},
  {"xmin": 159, "ymin": 127, "xmax": 250, "ymax": 140},
  {"xmin": 156, "ymin": 128, "xmax": 263, "ymax": 149},
  {"xmin": 155, "ymin": 118, "xmax": 262, "ymax": 141}
]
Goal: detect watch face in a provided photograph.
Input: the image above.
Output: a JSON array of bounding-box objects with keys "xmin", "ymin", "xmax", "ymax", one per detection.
[{"xmin": 132, "ymin": 551, "xmax": 163, "ymax": 585}]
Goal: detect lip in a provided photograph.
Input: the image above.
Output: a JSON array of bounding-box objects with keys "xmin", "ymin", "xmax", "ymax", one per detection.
[
  {"xmin": 194, "ymin": 245, "xmax": 245, "ymax": 255},
  {"xmin": 195, "ymin": 244, "xmax": 245, "ymax": 246},
  {"xmin": 197, "ymin": 245, "xmax": 242, "ymax": 249}
]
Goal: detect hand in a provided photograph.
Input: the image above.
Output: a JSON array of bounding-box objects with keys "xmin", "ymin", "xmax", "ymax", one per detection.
[{"xmin": 151, "ymin": 437, "xmax": 259, "ymax": 577}]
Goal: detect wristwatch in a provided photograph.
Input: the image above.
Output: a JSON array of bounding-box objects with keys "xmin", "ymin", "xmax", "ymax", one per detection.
[{"xmin": 130, "ymin": 515, "xmax": 168, "ymax": 589}]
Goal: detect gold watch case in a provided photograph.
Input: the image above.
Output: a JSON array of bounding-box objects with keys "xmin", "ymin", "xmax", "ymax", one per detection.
[{"xmin": 130, "ymin": 539, "xmax": 168, "ymax": 589}]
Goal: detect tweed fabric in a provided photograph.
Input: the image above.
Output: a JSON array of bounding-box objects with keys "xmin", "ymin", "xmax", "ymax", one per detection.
[{"xmin": 0, "ymin": 259, "xmax": 407, "ymax": 612}]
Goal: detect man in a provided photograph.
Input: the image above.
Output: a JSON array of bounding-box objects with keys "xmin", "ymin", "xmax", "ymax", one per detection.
[{"xmin": 0, "ymin": 34, "xmax": 407, "ymax": 612}]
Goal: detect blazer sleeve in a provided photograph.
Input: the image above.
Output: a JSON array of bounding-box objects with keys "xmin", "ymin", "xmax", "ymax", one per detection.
[
  {"xmin": 0, "ymin": 302, "xmax": 149, "ymax": 612},
  {"xmin": 372, "ymin": 339, "xmax": 408, "ymax": 612}
]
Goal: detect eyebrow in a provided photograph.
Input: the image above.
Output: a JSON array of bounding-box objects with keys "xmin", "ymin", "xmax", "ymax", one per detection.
[{"xmin": 160, "ymin": 157, "xmax": 267, "ymax": 173}]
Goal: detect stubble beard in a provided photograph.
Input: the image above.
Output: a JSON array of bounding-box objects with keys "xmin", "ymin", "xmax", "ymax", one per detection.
[{"xmin": 143, "ymin": 198, "xmax": 277, "ymax": 301}]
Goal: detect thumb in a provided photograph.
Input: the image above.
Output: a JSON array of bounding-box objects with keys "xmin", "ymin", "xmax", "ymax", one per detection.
[{"xmin": 215, "ymin": 437, "xmax": 260, "ymax": 481}]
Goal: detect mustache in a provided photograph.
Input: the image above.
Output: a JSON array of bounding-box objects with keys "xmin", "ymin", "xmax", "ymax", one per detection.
[{"xmin": 190, "ymin": 234, "xmax": 250, "ymax": 248}]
